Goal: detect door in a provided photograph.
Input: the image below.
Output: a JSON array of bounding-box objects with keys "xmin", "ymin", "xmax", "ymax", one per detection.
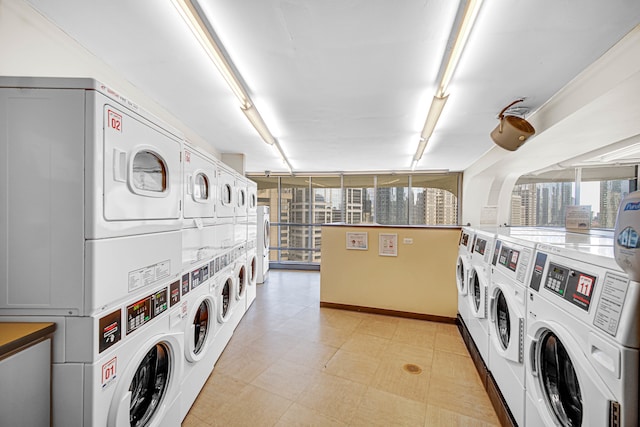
[
  {"xmin": 183, "ymin": 148, "xmax": 216, "ymax": 220},
  {"xmin": 468, "ymin": 268, "xmax": 487, "ymax": 319},
  {"xmin": 456, "ymin": 256, "xmax": 468, "ymax": 296},
  {"xmin": 103, "ymin": 105, "xmax": 181, "ymax": 221},
  {"xmin": 186, "ymin": 296, "xmax": 214, "ymax": 362},
  {"xmin": 217, "ymin": 169, "xmax": 235, "ymax": 218},
  {"xmin": 489, "ymin": 283, "xmax": 523, "ymax": 363},
  {"xmin": 527, "ymin": 322, "xmax": 618, "ymax": 427},
  {"xmin": 217, "ymin": 276, "xmax": 233, "ymax": 323}
]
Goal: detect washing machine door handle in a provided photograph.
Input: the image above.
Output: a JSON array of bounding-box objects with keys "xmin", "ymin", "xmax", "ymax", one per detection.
[
  {"xmin": 113, "ymin": 148, "xmax": 127, "ymax": 183},
  {"xmin": 488, "ymin": 294, "xmax": 496, "ymax": 322},
  {"xmin": 529, "ymin": 338, "xmax": 539, "ymax": 377}
]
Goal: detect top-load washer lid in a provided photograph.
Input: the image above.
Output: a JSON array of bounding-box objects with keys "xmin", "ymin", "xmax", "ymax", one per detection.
[
  {"xmin": 538, "ymin": 330, "xmax": 582, "ymax": 426},
  {"xmin": 128, "ymin": 343, "xmax": 171, "ymax": 427}
]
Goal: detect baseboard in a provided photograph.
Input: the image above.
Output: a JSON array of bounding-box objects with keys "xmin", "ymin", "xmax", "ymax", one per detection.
[{"xmin": 320, "ymin": 302, "xmax": 456, "ymax": 324}]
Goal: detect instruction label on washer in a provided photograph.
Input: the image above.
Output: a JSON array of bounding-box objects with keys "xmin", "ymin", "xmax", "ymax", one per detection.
[
  {"xmin": 128, "ymin": 260, "xmax": 171, "ymax": 292},
  {"xmin": 516, "ymin": 248, "xmax": 531, "ymax": 284},
  {"xmin": 593, "ymin": 272, "xmax": 629, "ymax": 336}
]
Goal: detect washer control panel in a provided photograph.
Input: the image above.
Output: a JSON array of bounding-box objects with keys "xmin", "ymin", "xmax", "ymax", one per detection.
[{"xmin": 544, "ymin": 262, "xmax": 596, "ymax": 311}]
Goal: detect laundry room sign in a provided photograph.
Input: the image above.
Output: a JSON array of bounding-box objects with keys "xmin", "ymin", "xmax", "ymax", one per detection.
[{"xmin": 128, "ymin": 260, "xmax": 171, "ymax": 292}]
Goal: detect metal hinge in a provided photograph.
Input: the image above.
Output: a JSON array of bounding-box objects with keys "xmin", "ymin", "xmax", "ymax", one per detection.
[{"xmin": 609, "ymin": 401, "xmax": 620, "ymax": 427}]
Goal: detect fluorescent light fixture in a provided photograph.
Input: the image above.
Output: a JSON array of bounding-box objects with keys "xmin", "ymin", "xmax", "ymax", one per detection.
[
  {"xmin": 272, "ymin": 142, "xmax": 293, "ymax": 174},
  {"xmin": 172, "ymin": 0, "xmax": 294, "ymax": 172},
  {"xmin": 171, "ymin": 0, "xmax": 251, "ymax": 109},
  {"xmin": 242, "ymin": 105, "xmax": 275, "ymax": 145},
  {"xmin": 438, "ymin": 0, "xmax": 484, "ymax": 97},
  {"xmin": 410, "ymin": 0, "xmax": 483, "ymax": 169}
]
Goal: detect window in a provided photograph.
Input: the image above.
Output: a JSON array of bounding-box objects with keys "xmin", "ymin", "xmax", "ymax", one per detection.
[
  {"xmin": 193, "ymin": 173, "xmax": 209, "ymax": 201},
  {"xmin": 511, "ymin": 166, "xmax": 636, "ymax": 228},
  {"xmin": 132, "ymin": 150, "xmax": 167, "ymax": 193},
  {"xmin": 249, "ymin": 172, "xmax": 461, "ymax": 265}
]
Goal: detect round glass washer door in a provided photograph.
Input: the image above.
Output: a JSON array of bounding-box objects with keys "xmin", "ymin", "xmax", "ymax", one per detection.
[
  {"xmin": 237, "ymin": 265, "xmax": 246, "ymax": 298},
  {"xmin": 471, "ymin": 270, "xmax": 481, "ymax": 312},
  {"xmin": 456, "ymin": 258, "xmax": 466, "ymax": 293},
  {"xmin": 221, "ymin": 278, "xmax": 231, "ymax": 318},
  {"xmin": 539, "ymin": 331, "xmax": 582, "ymax": 426},
  {"xmin": 494, "ymin": 290, "xmax": 510, "ymax": 350},
  {"xmin": 192, "ymin": 300, "xmax": 211, "ymax": 355},
  {"xmin": 250, "ymin": 257, "xmax": 256, "ymax": 283},
  {"xmin": 128, "ymin": 343, "xmax": 171, "ymax": 427}
]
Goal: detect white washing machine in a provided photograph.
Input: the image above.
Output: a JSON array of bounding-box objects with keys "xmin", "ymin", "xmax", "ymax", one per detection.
[
  {"xmin": 179, "ymin": 259, "xmax": 220, "ymax": 421},
  {"xmin": 230, "ymin": 248, "xmax": 248, "ymax": 330},
  {"xmin": 182, "ymin": 143, "xmax": 217, "ymax": 229},
  {"xmin": 525, "ymin": 243, "xmax": 640, "ymax": 426},
  {"xmin": 256, "ymin": 206, "xmax": 271, "ymax": 284},
  {"xmin": 246, "ymin": 182, "xmax": 258, "ymax": 311},
  {"xmin": 488, "ymin": 233, "xmax": 536, "ymax": 427},
  {"xmin": 456, "ymin": 226, "xmax": 476, "ymax": 329},
  {"xmin": 0, "ymin": 77, "xmax": 183, "ymax": 241},
  {"xmin": 209, "ymin": 255, "xmax": 236, "ymax": 362},
  {"xmin": 2, "ymin": 279, "xmax": 185, "ymax": 427},
  {"xmin": 466, "ymin": 227, "xmax": 496, "ymax": 366}
]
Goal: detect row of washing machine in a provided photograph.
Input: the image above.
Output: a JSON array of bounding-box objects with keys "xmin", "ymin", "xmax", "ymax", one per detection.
[
  {"xmin": 457, "ymin": 226, "xmax": 639, "ymax": 426},
  {"xmin": 0, "ymin": 77, "xmax": 269, "ymax": 426}
]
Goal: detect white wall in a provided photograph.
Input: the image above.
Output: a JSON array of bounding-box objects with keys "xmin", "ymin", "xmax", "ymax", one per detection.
[
  {"xmin": 0, "ymin": 0, "xmax": 219, "ymax": 157},
  {"xmin": 462, "ymin": 25, "xmax": 640, "ymax": 226}
]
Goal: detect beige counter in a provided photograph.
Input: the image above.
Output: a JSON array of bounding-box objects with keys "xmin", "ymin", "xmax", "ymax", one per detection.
[{"xmin": 320, "ymin": 224, "xmax": 460, "ymax": 321}]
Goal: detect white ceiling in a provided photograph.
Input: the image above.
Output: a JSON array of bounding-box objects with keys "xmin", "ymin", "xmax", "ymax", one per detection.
[{"xmin": 24, "ymin": 0, "xmax": 640, "ymax": 174}]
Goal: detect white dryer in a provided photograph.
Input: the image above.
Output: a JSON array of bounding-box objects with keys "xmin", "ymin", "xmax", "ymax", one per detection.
[
  {"xmin": 456, "ymin": 226, "xmax": 476, "ymax": 329},
  {"xmin": 466, "ymin": 227, "xmax": 496, "ymax": 366},
  {"xmin": 179, "ymin": 260, "xmax": 219, "ymax": 421},
  {"xmin": 488, "ymin": 233, "xmax": 536, "ymax": 427},
  {"xmin": 182, "ymin": 143, "xmax": 217, "ymax": 229},
  {"xmin": 256, "ymin": 206, "xmax": 271, "ymax": 284},
  {"xmin": 216, "ymin": 162, "xmax": 236, "ymax": 220},
  {"xmin": 0, "ymin": 77, "xmax": 183, "ymax": 241},
  {"xmin": 525, "ymin": 244, "xmax": 640, "ymax": 426}
]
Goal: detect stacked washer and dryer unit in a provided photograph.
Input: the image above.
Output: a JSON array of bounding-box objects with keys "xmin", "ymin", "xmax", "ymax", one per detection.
[
  {"xmin": 179, "ymin": 143, "xmax": 222, "ymax": 420},
  {"xmin": 0, "ymin": 77, "xmax": 185, "ymax": 427},
  {"xmin": 0, "ymin": 77, "xmax": 259, "ymax": 426}
]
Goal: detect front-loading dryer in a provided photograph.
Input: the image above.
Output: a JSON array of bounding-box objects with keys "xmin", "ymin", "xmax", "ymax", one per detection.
[
  {"xmin": 525, "ymin": 244, "xmax": 640, "ymax": 426},
  {"xmin": 456, "ymin": 226, "xmax": 476, "ymax": 330},
  {"xmin": 466, "ymin": 227, "xmax": 496, "ymax": 367},
  {"xmin": 488, "ymin": 233, "xmax": 536, "ymax": 427},
  {"xmin": 0, "ymin": 77, "xmax": 183, "ymax": 241},
  {"xmin": 182, "ymin": 143, "xmax": 217, "ymax": 229},
  {"xmin": 216, "ymin": 162, "xmax": 236, "ymax": 220}
]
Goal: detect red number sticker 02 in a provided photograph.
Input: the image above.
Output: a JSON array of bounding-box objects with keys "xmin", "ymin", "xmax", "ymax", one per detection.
[{"xmin": 108, "ymin": 110, "xmax": 122, "ymax": 132}]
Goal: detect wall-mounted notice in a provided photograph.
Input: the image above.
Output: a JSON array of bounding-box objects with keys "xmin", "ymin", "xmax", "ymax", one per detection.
[
  {"xmin": 379, "ymin": 233, "xmax": 398, "ymax": 257},
  {"xmin": 480, "ymin": 206, "xmax": 498, "ymax": 225},
  {"xmin": 346, "ymin": 232, "xmax": 368, "ymax": 250},
  {"xmin": 566, "ymin": 205, "xmax": 591, "ymax": 231}
]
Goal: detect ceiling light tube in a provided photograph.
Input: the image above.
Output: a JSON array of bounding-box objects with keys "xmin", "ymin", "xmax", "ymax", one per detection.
[
  {"xmin": 171, "ymin": 0, "xmax": 251, "ymax": 109},
  {"xmin": 411, "ymin": 95, "xmax": 448, "ymax": 167},
  {"xmin": 437, "ymin": 0, "xmax": 483, "ymax": 97},
  {"xmin": 272, "ymin": 142, "xmax": 293, "ymax": 174},
  {"xmin": 242, "ymin": 104, "xmax": 276, "ymax": 145},
  {"xmin": 593, "ymin": 142, "xmax": 640, "ymax": 162},
  {"xmin": 410, "ymin": 159, "xmax": 419, "ymax": 171}
]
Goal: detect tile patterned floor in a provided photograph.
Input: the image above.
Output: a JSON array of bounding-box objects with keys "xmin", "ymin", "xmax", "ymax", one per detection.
[{"xmin": 182, "ymin": 271, "xmax": 500, "ymax": 426}]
